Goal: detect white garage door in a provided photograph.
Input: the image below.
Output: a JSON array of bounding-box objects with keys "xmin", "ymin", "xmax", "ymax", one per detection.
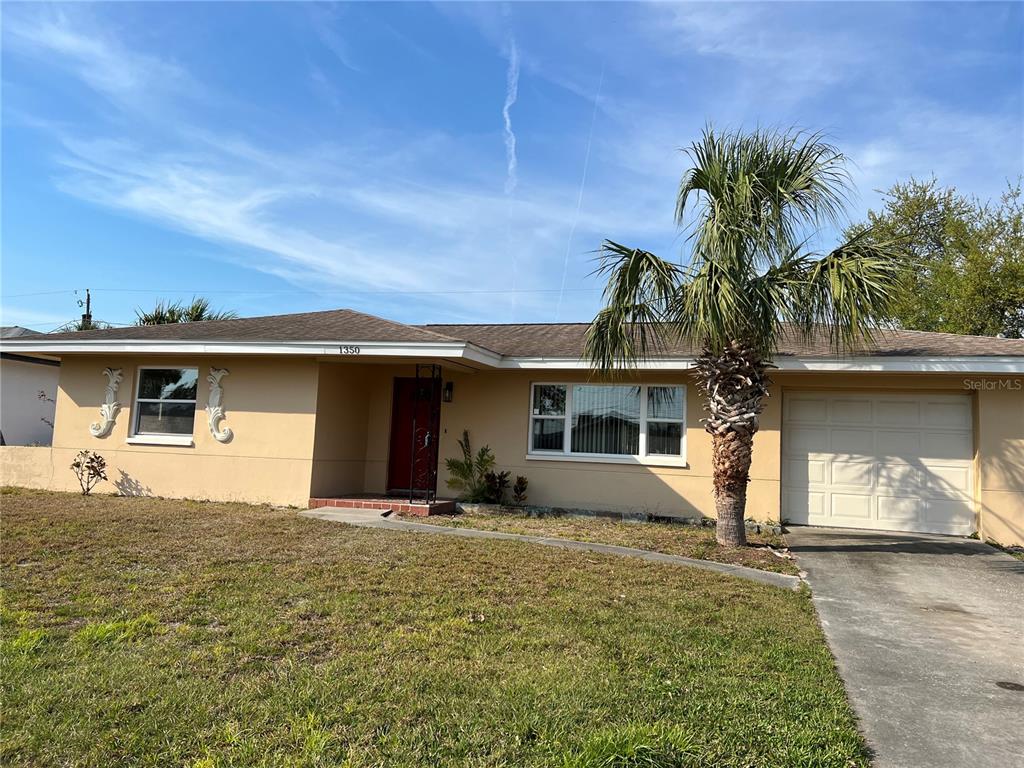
[{"xmin": 782, "ymin": 391, "xmax": 975, "ymax": 535}]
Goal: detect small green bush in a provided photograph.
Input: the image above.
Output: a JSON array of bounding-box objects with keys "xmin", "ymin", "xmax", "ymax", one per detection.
[
  {"xmin": 70, "ymin": 450, "xmax": 107, "ymax": 495},
  {"xmin": 444, "ymin": 430, "xmax": 496, "ymax": 502},
  {"xmin": 512, "ymin": 475, "xmax": 529, "ymax": 505}
]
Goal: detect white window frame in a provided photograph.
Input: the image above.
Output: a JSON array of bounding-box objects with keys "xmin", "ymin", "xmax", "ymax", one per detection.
[
  {"xmin": 526, "ymin": 382, "xmax": 687, "ymax": 467},
  {"xmin": 126, "ymin": 365, "xmax": 198, "ymax": 447}
]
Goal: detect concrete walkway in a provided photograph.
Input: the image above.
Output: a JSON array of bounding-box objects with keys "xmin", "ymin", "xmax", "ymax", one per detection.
[
  {"xmin": 788, "ymin": 527, "xmax": 1024, "ymax": 768},
  {"xmin": 299, "ymin": 507, "xmax": 800, "ymax": 589}
]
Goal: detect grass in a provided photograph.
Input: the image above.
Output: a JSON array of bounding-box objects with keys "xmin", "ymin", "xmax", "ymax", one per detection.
[
  {"xmin": 406, "ymin": 508, "xmax": 799, "ymax": 575},
  {"xmin": 1, "ymin": 487, "xmax": 866, "ymax": 767}
]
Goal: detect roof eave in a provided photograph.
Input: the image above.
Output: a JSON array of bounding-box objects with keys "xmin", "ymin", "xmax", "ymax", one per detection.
[
  {"xmin": 0, "ymin": 338, "xmax": 505, "ymax": 366},
  {"xmin": 1, "ymin": 338, "xmax": 1020, "ymax": 373},
  {"xmin": 497, "ymin": 355, "xmax": 1024, "ymax": 374}
]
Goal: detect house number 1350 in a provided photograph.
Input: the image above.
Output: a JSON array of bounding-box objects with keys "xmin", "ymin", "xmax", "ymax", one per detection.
[{"xmin": 339, "ymin": 345, "xmax": 361, "ymax": 355}]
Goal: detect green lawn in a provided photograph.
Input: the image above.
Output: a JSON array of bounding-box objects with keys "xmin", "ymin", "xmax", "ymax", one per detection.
[
  {"xmin": 2, "ymin": 488, "xmax": 865, "ymax": 767},
  {"xmin": 407, "ymin": 508, "xmax": 799, "ymax": 575}
]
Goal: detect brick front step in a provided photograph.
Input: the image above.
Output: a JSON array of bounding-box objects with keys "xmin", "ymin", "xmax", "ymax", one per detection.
[{"xmin": 307, "ymin": 497, "xmax": 456, "ymax": 517}]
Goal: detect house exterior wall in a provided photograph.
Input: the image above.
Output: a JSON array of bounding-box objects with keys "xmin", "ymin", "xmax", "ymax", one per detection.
[
  {"xmin": 431, "ymin": 368, "xmax": 783, "ymax": 521},
  {"xmin": 431, "ymin": 368, "xmax": 1023, "ymax": 545},
  {"xmin": 310, "ymin": 362, "xmax": 371, "ymax": 497},
  {"xmin": 0, "ymin": 356, "xmax": 320, "ymax": 507},
  {"xmin": 2, "ymin": 354, "xmax": 1021, "ymax": 546},
  {"xmin": 0, "ymin": 357, "xmax": 59, "ymax": 446}
]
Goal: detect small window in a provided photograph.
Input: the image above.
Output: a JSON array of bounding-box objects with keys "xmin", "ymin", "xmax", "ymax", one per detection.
[
  {"xmin": 646, "ymin": 386, "xmax": 684, "ymax": 456},
  {"xmin": 530, "ymin": 384, "xmax": 567, "ymax": 452},
  {"xmin": 133, "ymin": 368, "xmax": 198, "ymax": 436}
]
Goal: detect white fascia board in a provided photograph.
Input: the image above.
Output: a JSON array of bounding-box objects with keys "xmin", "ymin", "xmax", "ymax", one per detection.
[
  {"xmin": 461, "ymin": 343, "xmax": 504, "ymax": 368},
  {"xmin": 498, "ymin": 357, "xmax": 695, "ymax": 370},
  {"xmin": 2, "ymin": 338, "xmax": 1021, "ymax": 373},
  {"xmin": 499, "ymin": 355, "xmax": 1024, "ymax": 374},
  {"xmin": 0, "ymin": 338, "xmax": 486, "ymax": 360},
  {"xmin": 774, "ymin": 356, "xmax": 1024, "ymax": 373}
]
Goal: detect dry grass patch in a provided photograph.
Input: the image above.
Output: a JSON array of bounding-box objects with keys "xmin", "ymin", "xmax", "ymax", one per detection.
[
  {"xmin": 409, "ymin": 508, "xmax": 798, "ymax": 575},
  {"xmin": 2, "ymin": 488, "xmax": 862, "ymax": 767}
]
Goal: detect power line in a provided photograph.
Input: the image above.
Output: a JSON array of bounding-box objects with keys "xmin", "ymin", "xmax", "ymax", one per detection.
[{"xmin": 1, "ymin": 286, "xmax": 603, "ymax": 299}]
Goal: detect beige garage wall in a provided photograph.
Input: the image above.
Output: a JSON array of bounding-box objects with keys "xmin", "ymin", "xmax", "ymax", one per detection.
[
  {"xmin": 1, "ymin": 355, "xmax": 320, "ymax": 507},
  {"xmin": 975, "ymin": 386, "xmax": 1024, "ymax": 546}
]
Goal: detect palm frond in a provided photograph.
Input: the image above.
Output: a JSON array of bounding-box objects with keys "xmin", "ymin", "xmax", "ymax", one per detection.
[
  {"xmin": 781, "ymin": 230, "xmax": 901, "ymax": 351},
  {"xmin": 584, "ymin": 241, "xmax": 681, "ymax": 372},
  {"xmin": 677, "ymin": 127, "xmax": 851, "ymax": 272}
]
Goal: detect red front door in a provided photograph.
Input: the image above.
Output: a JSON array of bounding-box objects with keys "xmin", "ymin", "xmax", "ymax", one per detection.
[{"xmin": 387, "ymin": 377, "xmax": 441, "ymax": 494}]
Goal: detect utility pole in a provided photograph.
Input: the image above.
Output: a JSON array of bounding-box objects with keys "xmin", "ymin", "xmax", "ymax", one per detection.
[{"xmin": 79, "ymin": 289, "xmax": 92, "ymax": 330}]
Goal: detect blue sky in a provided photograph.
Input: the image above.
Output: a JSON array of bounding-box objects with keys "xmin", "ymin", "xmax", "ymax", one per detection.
[{"xmin": 2, "ymin": 1, "xmax": 1021, "ymax": 331}]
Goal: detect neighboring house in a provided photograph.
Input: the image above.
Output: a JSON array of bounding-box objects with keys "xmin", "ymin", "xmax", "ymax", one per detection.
[
  {"xmin": 0, "ymin": 308, "xmax": 1022, "ymax": 546},
  {"xmin": 0, "ymin": 326, "xmax": 59, "ymax": 446}
]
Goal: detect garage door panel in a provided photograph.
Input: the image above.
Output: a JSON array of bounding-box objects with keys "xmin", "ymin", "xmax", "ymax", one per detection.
[
  {"xmin": 920, "ymin": 431, "xmax": 972, "ymax": 461},
  {"xmin": 925, "ymin": 400, "xmax": 971, "ymax": 428},
  {"xmin": 831, "ymin": 493, "xmax": 873, "ymax": 519},
  {"xmin": 876, "ymin": 430, "xmax": 920, "ymax": 457},
  {"xmin": 831, "ymin": 428, "xmax": 874, "ymax": 455},
  {"xmin": 877, "ymin": 495, "xmax": 922, "ymax": 522},
  {"xmin": 832, "ymin": 399, "xmax": 873, "ymax": 424},
  {"xmin": 830, "ymin": 460, "xmax": 874, "ymax": 487},
  {"xmin": 784, "ymin": 490, "xmax": 823, "ymax": 524},
  {"xmin": 785, "ymin": 458, "xmax": 825, "ymax": 486},
  {"xmin": 877, "ymin": 463, "xmax": 920, "ymax": 489},
  {"xmin": 788, "ymin": 427, "xmax": 829, "ymax": 454},
  {"xmin": 783, "ymin": 391, "xmax": 975, "ymax": 536},
  {"xmin": 877, "ymin": 400, "xmax": 920, "ymax": 426},
  {"xmin": 922, "ymin": 465, "xmax": 971, "ymax": 496},
  {"xmin": 787, "ymin": 397, "xmax": 828, "ymax": 423},
  {"xmin": 926, "ymin": 498, "xmax": 974, "ymax": 527}
]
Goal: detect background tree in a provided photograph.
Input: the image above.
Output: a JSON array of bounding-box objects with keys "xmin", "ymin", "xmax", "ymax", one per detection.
[
  {"xmin": 135, "ymin": 297, "xmax": 237, "ymax": 325},
  {"xmin": 586, "ymin": 128, "xmax": 901, "ymax": 546},
  {"xmin": 849, "ymin": 179, "xmax": 1024, "ymax": 338}
]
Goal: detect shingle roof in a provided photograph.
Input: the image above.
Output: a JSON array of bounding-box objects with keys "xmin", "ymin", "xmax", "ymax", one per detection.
[
  {"xmin": 0, "ymin": 326, "xmax": 41, "ymax": 338},
  {"xmin": 36, "ymin": 309, "xmax": 460, "ymax": 345},
  {"xmin": 11, "ymin": 308, "xmax": 1024, "ymax": 358},
  {"xmin": 420, "ymin": 322, "xmax": 1024, "ymax": 358}
]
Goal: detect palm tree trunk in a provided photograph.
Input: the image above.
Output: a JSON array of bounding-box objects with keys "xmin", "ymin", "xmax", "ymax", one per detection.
[
  {"xmin": 694, "ymin": 341, "xmax": 772, "ymax": 547},
  {"xmin": 712, "ymin": 430, "xmax": 754, "ymax": 546}
]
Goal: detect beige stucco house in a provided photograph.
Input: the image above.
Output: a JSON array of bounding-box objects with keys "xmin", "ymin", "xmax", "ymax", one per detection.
[{"xmin": 1, "ymin": 308, "xmax": 1022, "ymax": 546}]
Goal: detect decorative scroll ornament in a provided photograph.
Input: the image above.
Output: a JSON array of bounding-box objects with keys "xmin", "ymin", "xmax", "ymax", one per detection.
[
  {"xmin": 89, "ymin": 368, "xmax": 123, "ymax": 437},
  {"xmin": 206, "ymin": 368, "xmax": 233, "ymax": 443}
]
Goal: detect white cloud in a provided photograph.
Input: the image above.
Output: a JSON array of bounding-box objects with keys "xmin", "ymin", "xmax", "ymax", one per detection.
[
  {"xmin": 308, "ymin": 4, "xmax": 362, "ymax": 73},
  {"xmin": 4, "ymin": 7, "xmax": 197, "ymax": 110},
  {"xmin": 652, "ymin": 3, "xmax": 867, "ymax": 97}
]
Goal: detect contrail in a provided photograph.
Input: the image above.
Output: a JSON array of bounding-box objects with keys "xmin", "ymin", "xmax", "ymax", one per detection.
[
  {"xmin": 502, "ymin": 38, "xmax": 519, "ymax": 195},
  {"xmin": 555, "ymin": 64, "xmax": 605, "ymax": 322}
]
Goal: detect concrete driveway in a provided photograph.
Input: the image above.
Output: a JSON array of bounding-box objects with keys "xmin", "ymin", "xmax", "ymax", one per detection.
[{"xmin": 787, "ymin": 527, "xmax": 1024, "ymax": 768}]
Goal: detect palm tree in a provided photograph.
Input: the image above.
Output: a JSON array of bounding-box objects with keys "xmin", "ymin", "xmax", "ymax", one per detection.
[
  {"xmin": 135, "ymin": 297, "xmax": 237, "ymax": 325},
  {"xmin": 585, "ymin": 128, "xmax": 901, "ymax": 546}
]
